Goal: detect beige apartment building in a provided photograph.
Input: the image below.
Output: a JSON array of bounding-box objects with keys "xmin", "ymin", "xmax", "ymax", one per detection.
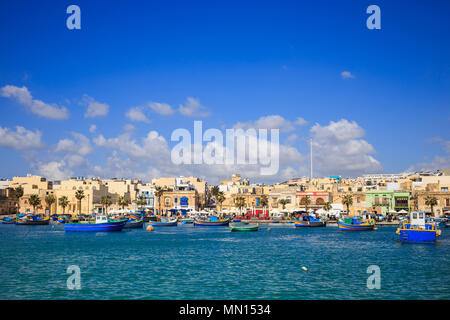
[{"xmin": 8, "ymin": 175, "xmax": 55, "ymax": 214}]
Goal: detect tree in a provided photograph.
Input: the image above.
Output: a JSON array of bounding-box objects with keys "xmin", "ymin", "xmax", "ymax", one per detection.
[
  {"xmin": 215, "ymin": 191, "xmax": 226, "ymax": 217},
  {"xmin": 235, "ymin": 197, "xmax": 246, "ymax": 216},
  {"xmin": 101, "ymin": 195, "xmax": 112, "ymax": 215},
  {"xmin": 278, "ymin": 198, "xmax": 290, "ymax": 210},
  {"xmin": 154, "ymin": 186, "xmax": 165, "ymax": 216},
  {"xmin": 118, "ymin": 196, "xmax": 130, "ymax": 210},
  {"xmin": 260, "ymin": 195, "xmax": 268, "ymax": 216},
  {"xmin": 135, "ymin": 194, "xmax": 146, "ymax": 211},
  {"xmin": 323, "ymin": 202, "xmax": 332, "ymax": 212},
  {"xmin": 58, "ymin": 196, "xmax": 69, "ymax": 215},
  {"xmin": 44, "ymin": 194, "xmax": 56, "ymax": 216},
  {"xmin": 75, "ymin": 190, "xmax": 85, "ymax": 217},
  {"xmin": 424, "ymin": 196, "xmax": 438, "ymax": 216},
  {"xmin": 28, "ymin": 194, "xmax": 41, "ymax": 215},
  {"xmin": 342, "ymin": 194, "xmax": 353, "ymax": 215},
  {"xmin": 13, "ymin": 186, "xmax": 24, "ymax": 214},
  {"xmin": 300, "ymin": 196, "xmax": 311, "ymax": 212},
  {"xmin": 211, "ymin": 186, "xmax": 219, "ymax": 198}
]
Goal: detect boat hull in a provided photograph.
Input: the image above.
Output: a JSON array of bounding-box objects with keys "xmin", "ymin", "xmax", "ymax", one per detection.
[
  {"xmin": 338, "ymin": 220, "xmax": 375, "ymax": 231},
  {"xmin": 398, "ymin": 229, "xmax": 438, "ymax": 242},
  {"xmin": 147, "ymin": 218, "xmax": 178, "ymax": 226},
  {"xmin": 16, "ymin": 216, "xmax": 50, "ymax": 225},
  {"xmin": 230, "ymin": 224, "xmax": 258, "ymax": 231},
  {"xmin": 294, "ymin": 220, "xmax": 326, "ymax": 227},
  {"xmin": 194, "ymin": 219, "xmax": 229, "ymax": 226},
  {"xmin": 124, "ymin": 218, "xmax": 144, "ymax": 228},
  {"xmin": 65, "ymin": 220, "xmax": 126, "ymax": 232}
]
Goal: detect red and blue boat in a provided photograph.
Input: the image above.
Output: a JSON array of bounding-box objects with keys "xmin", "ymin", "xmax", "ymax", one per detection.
[
  {"xmin": 338, "ymin": 216, "xmax": 375, "ymax": 231},
  {"xmin": 65, "ymin": 215, "xmax": 127, "ymax": 232},
  {"xmin": 194, "ymin": 216, "xmax": 229, "ymax": 226},
  {"xmin": 147, "ymin": 217, "xmax": 178, "ymax": 226},
  {"xmin": 294, "ymin": 215, "xmax": 327, "ymax": 227}
]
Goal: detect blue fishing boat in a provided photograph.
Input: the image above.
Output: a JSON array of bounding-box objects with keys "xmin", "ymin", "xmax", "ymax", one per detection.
[
  {"xmin": 124, "ymin": 216, "xmax": 144, "ymax": 228},
  {"xmin": 0, "ymin": 217, "xmax": 15, "ymax": 224},
  {"xmin": 16, "ymin": 215, "xmax": 50, "ymax": 225},
  {"xmin": 193, "ymin": 216, "xmax": 229, "ymax": 226},
  {"xmin": 65, "ymin": 215, "xmax": 127, "ymax": 232},
  {"xmin": 337, "ymin": 216, "xmax": 375, "ymax": 231},
  {"xmin": 396, "ymin": 211, "xmax": 441, "ymax": 243},
  {"xmin": 294, "ymin": 215, "xmax": 327, "ymax": 227},
  {"xmin": 147, "ymin": 217, "xmax": 178, "ymax": 226},
  {"xmin": 181, "ymin": 218, "xmax": 194, "ymax": 224}
]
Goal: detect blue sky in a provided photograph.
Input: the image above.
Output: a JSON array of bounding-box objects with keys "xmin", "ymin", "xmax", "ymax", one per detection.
[{"xmin": 0, "ymin": 0, "xmax": 449, "ymax": 184}]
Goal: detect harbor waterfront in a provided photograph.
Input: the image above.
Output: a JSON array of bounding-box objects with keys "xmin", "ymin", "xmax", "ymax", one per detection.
[{"xmin": 0, "ymin": 223, "xmax": 449, "ymax": 300}]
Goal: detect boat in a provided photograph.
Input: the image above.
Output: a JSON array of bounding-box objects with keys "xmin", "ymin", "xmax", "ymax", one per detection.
[
  {"xmin": 0, "ymin": 217, "xmax": 15, "ymax": 224},
  {"xmin": 124, "ymin": 216, "xmax": 144, "ymax": 229},
  {"xmin": 337, "ymin": 216, "xmax": 375, "ymax": 231},
  {"xmin": 193, "ymin": 216, "xmax": 229, "ymax": 226},
  {"xmin": 396, "ymin": 211, "xmax": 441, "ymax": 242},
  {"xmin": 230, "ymin": 223, "xmax": 259, "ymax": 231},
  {"xmin": 181, "ymin": 218, "xmax": 194, "ymax": 224},
  {"xmin": 294, "ymin": 215, "xmax": 327, "ymax": 227},
  {"xmin": 147, "ymin": 217, "xmax": 178, "ymax": 226},
  {"xmin": 65, "ymin": 215, "xmax": 127, "ymax": 232},
  {"xmin": 16, "ymin": 215, "xmax": 50, "ymax": 225}
]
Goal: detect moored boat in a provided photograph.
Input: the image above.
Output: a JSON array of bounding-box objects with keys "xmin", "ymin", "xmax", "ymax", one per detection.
[
  {"xmin": 230, "ymin": 223, "xmax": 258, "ymax": 231},
  {"xmin": 16, "ymin": 215, "xmax": 50, "ymax": 225},
  {"xmin": 294, "ymin": 215, "xmax": 326, "ymax": 227},
  {"xmin": 396, "ymin": 211, "xmax": 441, "ymax": 243},
  {"xmin": 124, "ymin": 216, "xmax": 144, "ymax": 228},
  {"xmin": 181, "ymin": 218, "xmax": 194, "ymax": 224},
  {"xmin": 65, "ymin": 215, "xmax": 127, "ymax": 232},
  {"xmin": 147, "ymin": 217, "xmax": 178, "ymax": 226},
  {"xmin": 193, "ymin": 216, "xmax": 229, "ymax": 226},
  {"xmin": 0, "ymin": 217, "xmax": 16, "ymax": 224},
  {"xmin": 337, "ymin": 216, "xmax": 375, "ymax": 231}
]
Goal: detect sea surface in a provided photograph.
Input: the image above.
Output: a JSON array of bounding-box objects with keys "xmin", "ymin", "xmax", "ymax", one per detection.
[{"xmin": 0, "ymin": 223, "xmax": 449, "ymax": 299}]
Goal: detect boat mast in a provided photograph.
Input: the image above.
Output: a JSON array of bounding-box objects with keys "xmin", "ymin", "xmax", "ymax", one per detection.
[{"xmin": 310, "ymin": 138, "xmax": 313, "ymax": 180}]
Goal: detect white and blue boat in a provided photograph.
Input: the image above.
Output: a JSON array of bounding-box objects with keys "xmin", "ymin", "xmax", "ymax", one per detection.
[
  {"xmin": 396, "ymin": 211, "xmax": 441, "ymax": 243},
  {"xmin": 65, "ymin": 215, "xmax": 127, "ymax": 232},
  {"xmin": 147, "ymin": 217, "xmax": 178, "ymax": 226}
]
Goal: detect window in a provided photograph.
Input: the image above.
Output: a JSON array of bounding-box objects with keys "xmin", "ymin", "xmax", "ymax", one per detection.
[
  {"xmin": 165, "ymin": 198, "xmax": 170, "ymax": 206},
  {"xmin": 441, "ymin": 187, "xmax": 448, "ymax": 192},
  {"xmin": 357, "ymin": 197, "xmax": 360, "ymax": 203},
  {"xmin": 413, "ymin": 213, "xmax": 417, "ymax": 219},
  {"xmin": 446, "ymin": 199, "xmax": 450, "ymax": 207}
]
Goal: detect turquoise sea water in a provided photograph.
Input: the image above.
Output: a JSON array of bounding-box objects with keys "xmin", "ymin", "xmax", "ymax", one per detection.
[{"xmin": 0, "ymin": 223, "xmax": 449, "ymax": 300}]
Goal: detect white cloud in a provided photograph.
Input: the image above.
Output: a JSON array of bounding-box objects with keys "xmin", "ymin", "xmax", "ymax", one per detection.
[
  {"xmin": 0, "ymin": 85, "xmax": 69, "ymax": 119},
  {"xmin": 35, "ymin": 160, "xmax": 73, "ymax": 181},
  {"xmin": 179, "ymin": 97, "xmax": 210, "ymax": 117},
  {"xmin": 294, "ymin": 117, "xmax": 308, "ymax": 126},
  {"xmin": 309, "ymin": 119, "xmax": 382, "ymax": 176},
  {"xmin": 82, "ymin": 94, "xmax": 109, "ymax": 118},
  {"xmin": 234, "ymin": 115, "xmax": 295, "ymax": 133},
  {"xmin": 55, "ymin": 132, "xmax": 93, "ymax": 156},
  {"xmin": 89, "ymin": 125, "xmax": 97, "ymax": 133},
  {"xmin": 341, "ymin": 71, "xmax": 355, "ymax": 79},
  {"xmin": 149, "ymin": 102, "xmax": 174, "ymax": 115},
  {"xmin": 125, "ymin": 107, "xmax": 150, "ymax": 123},
  {"xmin": 0, "ymin": 126, "xmax": 43, "ymax": 150},
  {"xmin": 407, "ymin": 137, "xmax": 450, "ymax": 172}
]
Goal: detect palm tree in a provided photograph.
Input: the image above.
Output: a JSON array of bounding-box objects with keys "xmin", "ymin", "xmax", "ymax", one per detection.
[
  {"xmin": 58, "ymin": 196, "xmax": 69, "ymax": 215},
  {"xmin": 323, "ymin": 201, "xmax": 332, "ymax": 212},
  {"xmin": 28, "ymin": 194, "xmax": 41, "ymax": 215},
  {"xmin": 342, "ymin": 194, "xmax": 353, "ymax": 215},
  {"xmin": 101, "ymin": 195, "xmax": 112, "ymax": 215},
  {"xmin": 215, "ymin": 191, "xmax": 226, "ymax": 217},
  {"xmin": 260, "ymin": 195, "xmax": 268, "ymax": 216},
  {"xmin": 278, "ymin": 198, "xmax": 290, "ymax": 210},
  {"xmin": 75, "ymin": 190, "xmax": 85, "ymax": 217},
  {"xmin": 118, "ymin": 196, "xmax": 130, "ymax": 210},
  {"xmin": 154, "ymin": 186, "xmax": 165, "ymax": 216},
  {"xmin": 235, "ymin": 196, "xmax": 246, "ymax": 216},
  {"xmin": 13, "ymin": 186, "xmax": 24, "ymax": 214},
  {"xmin": 424, "ymin": 196, "xmax": 438, "ymax": 216},
  {"xmin": 44, "ymin": 194, "xmax": 56, "ymax": 216},
  {"xmin": 300, "ymin": 195, "xmax": 311, "ymax": 212}
]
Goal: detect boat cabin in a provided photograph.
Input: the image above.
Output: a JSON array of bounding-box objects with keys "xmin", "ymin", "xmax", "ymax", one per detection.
[
  {"xmin": 95, "ymin": 216, "xmax": 108, "ymax": 224},
  {"xmin": 410, "ymin": 211, "xmax": 426, "ymax": 228}
]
